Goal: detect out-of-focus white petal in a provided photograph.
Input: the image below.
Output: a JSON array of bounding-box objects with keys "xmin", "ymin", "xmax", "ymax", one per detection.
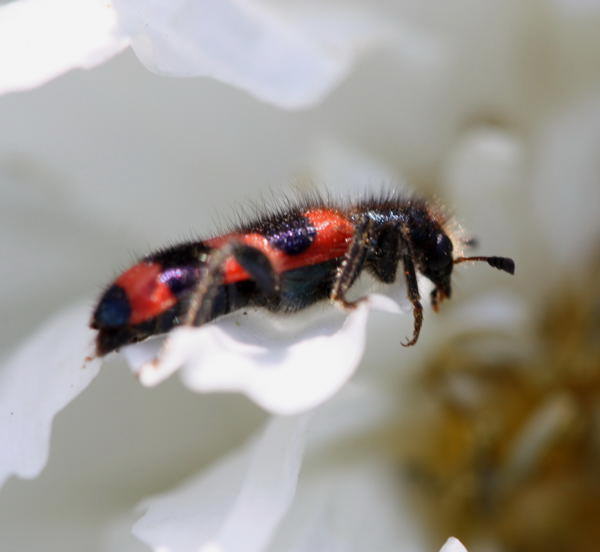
[
  {"xmin": 133, "ymin": 384, "xmax": 423, "ymax": 552},
  {"xmin": 269, "ymin": 458, "xmax": 427, "ymax": 552},
  {"xmin": 0, "ymin": 302, "xmax": 100, "ymax": 488},
  {"xmin": 551, "ymin": 0, "xmax": 600, "ymax": 13},
  {"xmin": 306, "ymin": 138, "xmax": 404, "ymax": 197},
  {"xmin": 112, "ymin": 0, "xmax": 396, "ymax": 108},
  {"xmin": 132, "ymin": 414, "xmax": 310, "ymax": 552},
  {"xmin": 125, "ymin": 294, "xmax": 401, "ymax": 415},
  {"xmin": 0, "ymin": 0, "xmax": 129, "ymax": 96},
  {"xmin": 445, "ymin": 292, "xmax": 528, "ymax": 337},
  {"xmin": 531, "ymin": 96, "xmax": 600, "ymax": 271},
  {"xmin": 442, "ymin": 126, "xmax": 525, "ymax": 257},
  {"xmin": 439, "ymin": 537, "xmax": 468, "ymax": 552},
  {"xmin": 263, "ymin": 385, "xmax": 425, "ymax": 552}
]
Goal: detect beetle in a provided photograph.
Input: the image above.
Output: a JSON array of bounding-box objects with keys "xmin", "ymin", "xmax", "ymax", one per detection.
[{"xmin": 91, "ymin": 193, "xmax": 515, "ymax": 356}]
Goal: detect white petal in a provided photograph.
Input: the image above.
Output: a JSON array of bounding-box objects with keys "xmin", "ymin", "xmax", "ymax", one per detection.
[
  {"xmin": 306, "ymin": 138, "xmax": 405, "ymax": 197},
  {"xmin": 0, "ymin": 0, "xmax": 129, "ymax": 96},
  {"xmin": 0, "ymin": 302, "xmax": 101, "ymax": 488},
  {"xmin": 439, "ymin": 537, "xmax": 468, "ymax": 552},
  {"xmin": 265, "ymin": 388, "xmax": 424, "ymax": 552},
  {"xmin": 268, "ymin": 457, "xmax": 427, "ymax": 552},
  {"xmin": 444, "ymin": 292, "xmax": 528, "ymax": 337},
  {"xmin": 531, "ymin": 96, "xmax": 600, "ymax": 270},
  {"xmin": 133, "ymin": 414, "xmax": 310, "ymax": 552},
  {"xmin": 551, "ymin": 0, "xmax": 600, "ymax": 13},
  {"xmin": 112, "ymin": 0, "xmax": 395, "ymax": 108},
  {"xmin": 442, "ymin": 126, "xmax": 526, "ymax": 258},
  {"xmin": 126, "ymin": 294, "xmax": 401, "ymax": 415},
  {"xmin": 134, "ymin": 383, "xmax": 423, "ymax": 552}
]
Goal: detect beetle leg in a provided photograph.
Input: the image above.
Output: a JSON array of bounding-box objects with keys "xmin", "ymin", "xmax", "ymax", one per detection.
[
  {"xmin": 400, "ymin": 253, "xmax": 423, "ymax": 346},
  {"xmin": 183, "ymin": 241, "xmax": 279, "ymax": 326},
  {"xmin": 330, "ymin": 216, "xmax": 374, "ymax": 309}
]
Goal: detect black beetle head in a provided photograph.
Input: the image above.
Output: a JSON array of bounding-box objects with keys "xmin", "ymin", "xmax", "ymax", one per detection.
[{"xmin": 407, "ymin": 209, "xmax": 455, "ymax": 308}]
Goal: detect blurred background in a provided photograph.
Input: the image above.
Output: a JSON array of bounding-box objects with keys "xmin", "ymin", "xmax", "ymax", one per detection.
[{"xmin": 0, "ymin": 1, "xmax": 599, "ymax": 550}]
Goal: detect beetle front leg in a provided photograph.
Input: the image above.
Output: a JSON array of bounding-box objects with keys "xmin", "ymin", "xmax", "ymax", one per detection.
[
  {"xmin": 400, "ymin": 253, "xmax": 423, "ymax": 347},
  {"xmin": 330, "ymin": 216, "xmax": 373, "ymax": 309}
]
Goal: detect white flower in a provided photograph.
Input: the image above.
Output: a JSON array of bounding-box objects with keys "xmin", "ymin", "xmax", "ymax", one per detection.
[
  {"xmin": 438, "ymin": 538, "xmax": 468, "ymax": 552},
  {"xmin": 0, "ymin": 291, "xmax": 406, "ymax": 490},
  {"xmin": 124, "ymin": 294, "xmax": 403, "ymax": 415},
  {"xmin": 2, "ymin": 1, "xmax": 600, "ymax": 550},
  {"xmin": 133, "ymin": 413, "xmax": 311, "ymax": 552},
  {"xmin": 0, "ymin": 302, "xmax": 100, "ymax": 488},
  {"xmin": 123, "ymin": 98, "xmax": 600, "ymax": 550},
  {"xmin": 0, "ymin": 0, "xmax": 411, "ymax": 108},
  {"xmin": 131, "ymin": 384, "xmax": 464, "ymax": 552},
  {"xmin": 0, "ymin": 0, "xmax": 128, "ymax": 95}
]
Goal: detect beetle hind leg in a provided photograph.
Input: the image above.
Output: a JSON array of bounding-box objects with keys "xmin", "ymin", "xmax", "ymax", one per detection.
[{"xmin": 183, "ymin": 241, "xmax": 280, "ymax": 327}]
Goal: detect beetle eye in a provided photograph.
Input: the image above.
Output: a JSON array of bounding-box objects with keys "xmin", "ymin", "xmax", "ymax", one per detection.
[
  {"xmin": 429, "ymin": 233, "xmax": 453, "ymax": 270},
  {"xmin": 437, "ymin": 232, "xmax": 452, "ymax": 251}
]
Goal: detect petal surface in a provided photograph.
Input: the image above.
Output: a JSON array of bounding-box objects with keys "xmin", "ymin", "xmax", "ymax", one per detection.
[
  {"xmin": 0, "ymin": 302, "xmax": 100, "ymax": 488},
  {"xmin": 125, "ymin": 294, "xmax": 401, "ymax": 415},
  {"xmin": 112, "ymin": 0, "xmax": 396, "ymax": 108},
  {"xmin": 439, "ymin": 537, "xmax": 468, "ymax": 552},
  {"xmin": 551, "ymin": 0, "xmax": 600, "ymax": 13},
  {"xmin": 531, "ymin": 96, "xmax": 600, "ymax": 271},
  {"xmin": 265, "ymin": 385, "xmax": 426, "ymax": 552},
  {"xmin": 0, "ymin": 0, "xmax": 128, "ymax": 95},
  {"xmin": 132, "ymin": 414, "xmax": 310, "ymax": 552}
]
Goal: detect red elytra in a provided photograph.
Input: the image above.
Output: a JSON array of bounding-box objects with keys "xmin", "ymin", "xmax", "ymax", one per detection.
[
  {"xmin": 205, "ymin": 208, "xmax": 355, "ymax": 285},
  {"xmin": 116, "ymin": 262, "xmax": 177, "ymax": 324}
]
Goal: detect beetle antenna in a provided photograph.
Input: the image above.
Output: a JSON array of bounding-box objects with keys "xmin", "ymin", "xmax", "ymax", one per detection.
[{"xmin": 454, "ymin": 255, "xmax": 515, "ymax": 275}]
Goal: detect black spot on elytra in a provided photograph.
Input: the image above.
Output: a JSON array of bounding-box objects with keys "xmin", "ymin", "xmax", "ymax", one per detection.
[
  {"xmin": 160, "ymin": 266, "xmax": 201, "ymax": 295},
  {"xmin": 92, "ymin": 285, "xmax": 131, "ymax": 328},
  {"xmin": 264, "ymin": 214, "xmax": 316, "ymax": 255}
]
